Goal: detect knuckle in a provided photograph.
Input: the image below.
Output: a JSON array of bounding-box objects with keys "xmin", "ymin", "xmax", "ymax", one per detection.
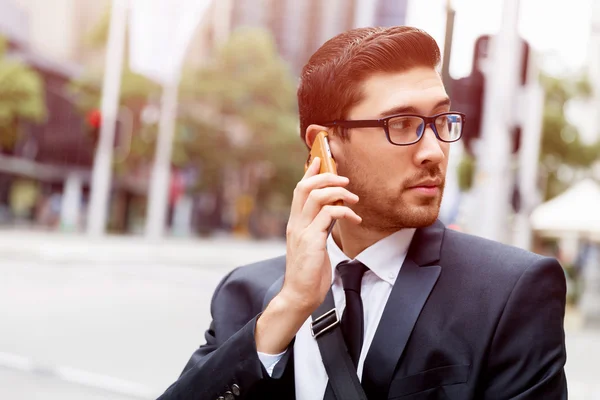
[
  {"xmin": 285, "ymin": 222, "xmax": 295, "ymax": 238},
  {"xmin": 306, "ymin": 189, "xmax": 318, "ymax": 202},
  {"xmin": 296, "ymin": 180, "xmax": 308, "ymax": 193},
  {"xmin": 322, "ymin": 204, "xmax": 334, "ymax": 216}
]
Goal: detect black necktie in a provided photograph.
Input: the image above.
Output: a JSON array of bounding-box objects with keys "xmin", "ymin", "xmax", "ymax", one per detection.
[{"xmin": 337, "ymin": 260, "xmax": 369, "ymax": 367}]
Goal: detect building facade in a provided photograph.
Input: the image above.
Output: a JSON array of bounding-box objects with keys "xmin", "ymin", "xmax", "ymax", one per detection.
[{"xmin": 197, "ymin": 0, "xmax": 409, "ymax": 75}]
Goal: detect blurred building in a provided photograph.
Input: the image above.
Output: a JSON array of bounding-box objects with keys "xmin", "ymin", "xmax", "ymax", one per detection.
[
  {"xmin": 10, "ymin": 0, "xmax": 109, "ymax": 65},
  {"xmin": 0, "ymin": 0, "xmax": 414, "ymax": 232},
  {"xmin": 197, "ymin": 0, "xmax": 409, "ymax": 75},
  {"xmin": 0, "ymin": 0, "xmax": 96, "ymax": 227}
]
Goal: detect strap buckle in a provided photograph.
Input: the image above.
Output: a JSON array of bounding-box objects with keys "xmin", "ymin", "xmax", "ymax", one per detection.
[{"xmin": 310, "ymin": 308, "xmax": 339, "ymax": 338}]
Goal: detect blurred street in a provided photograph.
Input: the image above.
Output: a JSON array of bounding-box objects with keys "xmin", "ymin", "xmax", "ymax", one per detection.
[
  {"xmin": 0, "ymin": 235, "xmax": 598, "ymax": 400},
  {"xmin": 0, "ymin": 235, "xmax": 285, "ymax": 400}
]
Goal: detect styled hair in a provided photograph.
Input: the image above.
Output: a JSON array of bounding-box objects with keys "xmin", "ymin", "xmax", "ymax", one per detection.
[{"xmin": 297, "ymin": 26, "xmax": 442, "ymax": 143}]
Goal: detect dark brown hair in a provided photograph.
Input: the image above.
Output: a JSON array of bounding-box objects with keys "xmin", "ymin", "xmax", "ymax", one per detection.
[{"xmin": 297, "ymin": 26, "xmax": 441, "ymax": 143}]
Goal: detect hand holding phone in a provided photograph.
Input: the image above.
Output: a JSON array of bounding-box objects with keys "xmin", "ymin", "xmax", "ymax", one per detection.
[
  {"xmin": 305, "ymin": 131, "xmax": 343, "ymax": 206},
  {"xmin": 255, "ymin": 133, "xmax": 361, "ymax": 354}
]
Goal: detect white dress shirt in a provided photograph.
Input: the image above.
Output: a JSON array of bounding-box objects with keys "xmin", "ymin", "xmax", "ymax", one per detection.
[{"xmin": 258, "ymin": 228, "xmax": 416, "ymax": 400}]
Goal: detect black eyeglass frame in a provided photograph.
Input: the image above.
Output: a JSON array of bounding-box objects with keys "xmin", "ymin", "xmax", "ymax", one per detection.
[{"xmin": 321, "ymin": 111, "xmax": 467, "ymax": 146}]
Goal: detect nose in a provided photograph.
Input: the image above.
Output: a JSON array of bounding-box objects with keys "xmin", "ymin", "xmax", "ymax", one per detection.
[{"xmin": 414, "ymin": 124, "xmax": 445, "ymax": 166}]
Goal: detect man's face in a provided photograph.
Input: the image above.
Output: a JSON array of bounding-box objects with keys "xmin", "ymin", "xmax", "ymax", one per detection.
[{"xmin": 330, "ymin": 67, "xmax": 451, "ymax": 232}]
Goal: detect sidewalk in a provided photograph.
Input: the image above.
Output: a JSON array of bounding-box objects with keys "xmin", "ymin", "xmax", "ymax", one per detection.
[{"xmin": 0, "ymin": 229, "xmax": 286, "ymax": 267}]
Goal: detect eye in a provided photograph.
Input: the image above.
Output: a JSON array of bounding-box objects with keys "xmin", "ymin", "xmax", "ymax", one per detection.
[{"xmin": 389, "ymin": 116, "xmax": 420, "ymax": 130}]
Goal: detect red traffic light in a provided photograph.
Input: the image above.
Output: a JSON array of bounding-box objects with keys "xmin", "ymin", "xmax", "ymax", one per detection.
[{"xmin": 87, "ymin": 109, "xmax": 102, "ymax": 129}]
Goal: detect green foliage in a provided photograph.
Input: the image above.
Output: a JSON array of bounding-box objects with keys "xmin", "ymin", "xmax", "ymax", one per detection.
[
  {"xmin": 457, "ymin": 153, "xmax": 475, "ymax": 192},
  {"xmin": 0, "ymin": 36, "xmax": 47, "ymax": 151},
  {"xmin": 539, "ymin": 73, "xmax": 600, "ymax": 200},
  {"xmin": 181, "ymin": 27, "xmax": 305, "ymax": 202},
  {"xmin": 74, "ymin": 19, "xmax": 306, "ymax": 216},
  {"xmin": 85, "ymin": 5, "xmax": 110, "ymax": 49},
  {"xmin": 68, "ymin": 66, "xmax": 161, "ymax": 112}
]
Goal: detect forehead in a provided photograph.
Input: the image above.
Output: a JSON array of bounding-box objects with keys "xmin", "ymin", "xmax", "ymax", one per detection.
[{"xmin": 348, "ymin": 67, "xmax": 448, "ymax": 118}]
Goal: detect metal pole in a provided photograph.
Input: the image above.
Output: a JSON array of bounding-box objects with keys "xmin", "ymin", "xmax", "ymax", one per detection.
[
  {"xmin": 513, "ymin": 83, "xmax": 544, "ymax": 250},
  {"xmin": 512, "ymin": 46, "xmax": 544, "ymax": 251},
  {"xmin": 441, "ymin": 0, "xmax": 455, "ymax": 97},
  {"xmin": 471, "ymin": 0, "xmax": 522, "ymax": 243},
  {"xmin": 144, "ymin": 74, "xmax": 181, "ymax": 239},
  {"xmin": 86, "ymin": 0, "xmax": 128, "ymax": 236}
]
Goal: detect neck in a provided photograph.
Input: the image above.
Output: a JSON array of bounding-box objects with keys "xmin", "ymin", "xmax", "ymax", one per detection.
[{"xmin": 331, "ymin": 220, "xmax": 396, "ymax": 259}]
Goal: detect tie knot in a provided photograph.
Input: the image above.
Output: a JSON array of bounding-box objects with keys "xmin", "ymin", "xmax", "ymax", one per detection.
[{"xmin": 337, "ymin": 260, "xmax": 369, "ymax": 293}]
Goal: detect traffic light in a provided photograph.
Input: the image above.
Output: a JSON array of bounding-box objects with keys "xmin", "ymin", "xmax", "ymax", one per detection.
[
  {"xmin": 451, "ymin": 70, "xmax": 484, "ymax": 156},
  {"xmin": 86, "ymin": 109, "xmax": 102, "ymax": 146},
  {"xmin": 450, "ymin": 34, "xmax": 530, "ymax": 156}
]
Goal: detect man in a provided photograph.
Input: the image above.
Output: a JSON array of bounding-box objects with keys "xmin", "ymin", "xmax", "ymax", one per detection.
[{"xmin": 158, "ymin": 26, "xmax": 567, "ymax": 399}]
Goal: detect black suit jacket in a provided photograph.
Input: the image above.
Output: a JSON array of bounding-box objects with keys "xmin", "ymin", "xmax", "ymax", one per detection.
[{"xmin": 158, "ymin": 220, "xmax": 567, "ymax": 399}]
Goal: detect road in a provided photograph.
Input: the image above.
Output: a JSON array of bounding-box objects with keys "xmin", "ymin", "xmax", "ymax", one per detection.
[
  {"xmin": 0, "ymin": 259, "xmax": 229, "ymax": 399},
  {"xmin": 0, "ymin": 252, "xmax": 599, "ymax": 399}
]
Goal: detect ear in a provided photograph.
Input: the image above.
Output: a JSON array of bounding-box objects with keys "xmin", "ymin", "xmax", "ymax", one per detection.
[{"xmin": 305, "ymin": 124, "xmax": 330, "ymax": 148}]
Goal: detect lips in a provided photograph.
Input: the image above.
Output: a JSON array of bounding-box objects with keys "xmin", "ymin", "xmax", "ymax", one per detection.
[{"xmin": 407, "ymin": 178, "xmax": 442, "ymax": 189}]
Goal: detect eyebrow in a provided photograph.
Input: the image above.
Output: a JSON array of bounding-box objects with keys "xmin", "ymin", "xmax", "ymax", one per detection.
[{"xmin": 377, "ymin": 97, "xmax": 452, "ymax": 118}]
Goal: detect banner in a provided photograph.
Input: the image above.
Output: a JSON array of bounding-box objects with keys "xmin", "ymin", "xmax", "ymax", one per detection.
[{"xmin": 128, "ymin": 0, "xmax": 212, "ymax": 85}]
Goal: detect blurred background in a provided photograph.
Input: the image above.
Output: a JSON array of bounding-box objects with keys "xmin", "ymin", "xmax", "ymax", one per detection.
[{"xmin": 0, "ymin": 0, "xmax": 599, "ymax": 398}]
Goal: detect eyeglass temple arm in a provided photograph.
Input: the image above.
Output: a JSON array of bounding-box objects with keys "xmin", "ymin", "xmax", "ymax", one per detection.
[{"xmin": 325, "ymin": 119, "xmax": 384, "ymax": 129}]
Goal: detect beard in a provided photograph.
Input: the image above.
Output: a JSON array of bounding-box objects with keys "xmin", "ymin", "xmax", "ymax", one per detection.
[{"xmin": 341, "ymin": 162, "xmax": 445, "ymax": 232}]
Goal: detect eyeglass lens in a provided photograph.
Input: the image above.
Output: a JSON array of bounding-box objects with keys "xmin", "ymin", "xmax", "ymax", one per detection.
[{"xmin": 387, "ymin": 114, "xmax": 462, "ymax": 144}]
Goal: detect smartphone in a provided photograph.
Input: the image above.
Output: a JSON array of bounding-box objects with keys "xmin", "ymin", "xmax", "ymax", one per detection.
[
  {"xmin": 305, "ymin": 131, "xmax": 342, "ymax": 207},
  {"xmin": 305, "ymin": 131, "xmax": 342, "ymax": 235},
  {"xmin": 305, "ymin": 131, "xmax": 339, "ymax": 177}
]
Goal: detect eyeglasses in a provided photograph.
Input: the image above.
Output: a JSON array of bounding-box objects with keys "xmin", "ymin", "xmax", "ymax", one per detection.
[{"xmin": 322, "ymin": 112, "xmax": 466, "ymax": 146}]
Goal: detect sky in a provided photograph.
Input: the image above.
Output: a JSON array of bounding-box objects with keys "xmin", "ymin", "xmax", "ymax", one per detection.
[{"xmin": 406, "ymin": 0, "xmax": 596, "ymax": 79}]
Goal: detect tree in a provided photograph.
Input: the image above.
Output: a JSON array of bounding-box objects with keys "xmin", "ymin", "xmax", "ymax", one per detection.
[
  {"xmin": 539, "ymin": 73, "xmax": 600, "ymax": 200},
  {"xmin": 0, "ymin": 36, "xmax": 46, "ymax": 152},
  {"xmin": 455, "ymin": 72, "xmax": 600, "ymax": 200},
  {"xmin": 72, "ymin": 17, "xmax": 306, "ymax": 234},
  {"xmin": 181, "ymin": 27, "xmax": 306, "ymax": 204}
]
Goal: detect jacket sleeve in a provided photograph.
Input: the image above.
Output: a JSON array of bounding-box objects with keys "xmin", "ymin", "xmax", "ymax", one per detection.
[
  {"xmin": 481, "ymin": 257, "xmax": 568, "ymax": 399},
  {"xmin": 157, "ymin": 269, "xmax": 293, "ymax": 400}
]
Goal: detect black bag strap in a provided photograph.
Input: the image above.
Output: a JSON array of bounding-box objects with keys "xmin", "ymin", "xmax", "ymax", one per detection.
[{"xmin": 311, "ymin": 289, "xmax": 368, "ymax": 400}]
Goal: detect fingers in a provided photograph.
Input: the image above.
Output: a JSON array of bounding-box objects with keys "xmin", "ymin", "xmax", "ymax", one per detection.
[
  {"xmin": 290, "ymin": 157, "xmax": 321, "ymax": 218},
  {"xmin": 302, "ymin": 156, "xmax": 321, "ymax": 180},
  {"xmin": 289, "ymin": 157, "xmax": 350, "ymax": 220},
  {"xmin": 298, "ymin": 186, "xmax": 359, "ymax": 227},
  {"xmin": 310, "ymin": 205, "xmax": 362, "ymax": 233}
]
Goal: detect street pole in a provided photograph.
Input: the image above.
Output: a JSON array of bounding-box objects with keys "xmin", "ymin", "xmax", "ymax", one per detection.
[
  {"xmin": 441, "ymin": 0, "xmax": 455, "ymax": 97},
  {"xmin": 471, "ymin": 0, "xmax": 523, "ymax": 243},
  {"xmin": 144, "ymin": 73, "xmax": 181, "ymax": 240},
  {"xmin": 513, "ymin": 57, "xmax": 544, "ymax": 251},
  {"xmin": 86, "ymin": 0, "xmax": 128, "ymax": 237},
  {"xmin": 438, "ymin": 0, "xmax": 463, "ymax": 226}
]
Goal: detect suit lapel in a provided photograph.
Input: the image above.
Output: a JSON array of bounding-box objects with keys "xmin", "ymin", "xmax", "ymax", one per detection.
[{"xmin": 361, "ymin": 220, "xmax": 445, "ymax": 399}]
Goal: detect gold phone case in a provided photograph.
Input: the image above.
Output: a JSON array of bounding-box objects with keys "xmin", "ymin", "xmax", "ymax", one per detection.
[
  {"xmin": 305, "ymin": 131, "xmax": 342, "ymax": 206},
  {"xmin": 305, "ymin": 131, "xmax": 339, "ymax": 174}
]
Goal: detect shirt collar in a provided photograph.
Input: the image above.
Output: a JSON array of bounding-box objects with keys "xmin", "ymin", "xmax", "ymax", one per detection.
[{"xmin": 326, "ymin": 228, "xmax": 416, "ymax": 285}]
